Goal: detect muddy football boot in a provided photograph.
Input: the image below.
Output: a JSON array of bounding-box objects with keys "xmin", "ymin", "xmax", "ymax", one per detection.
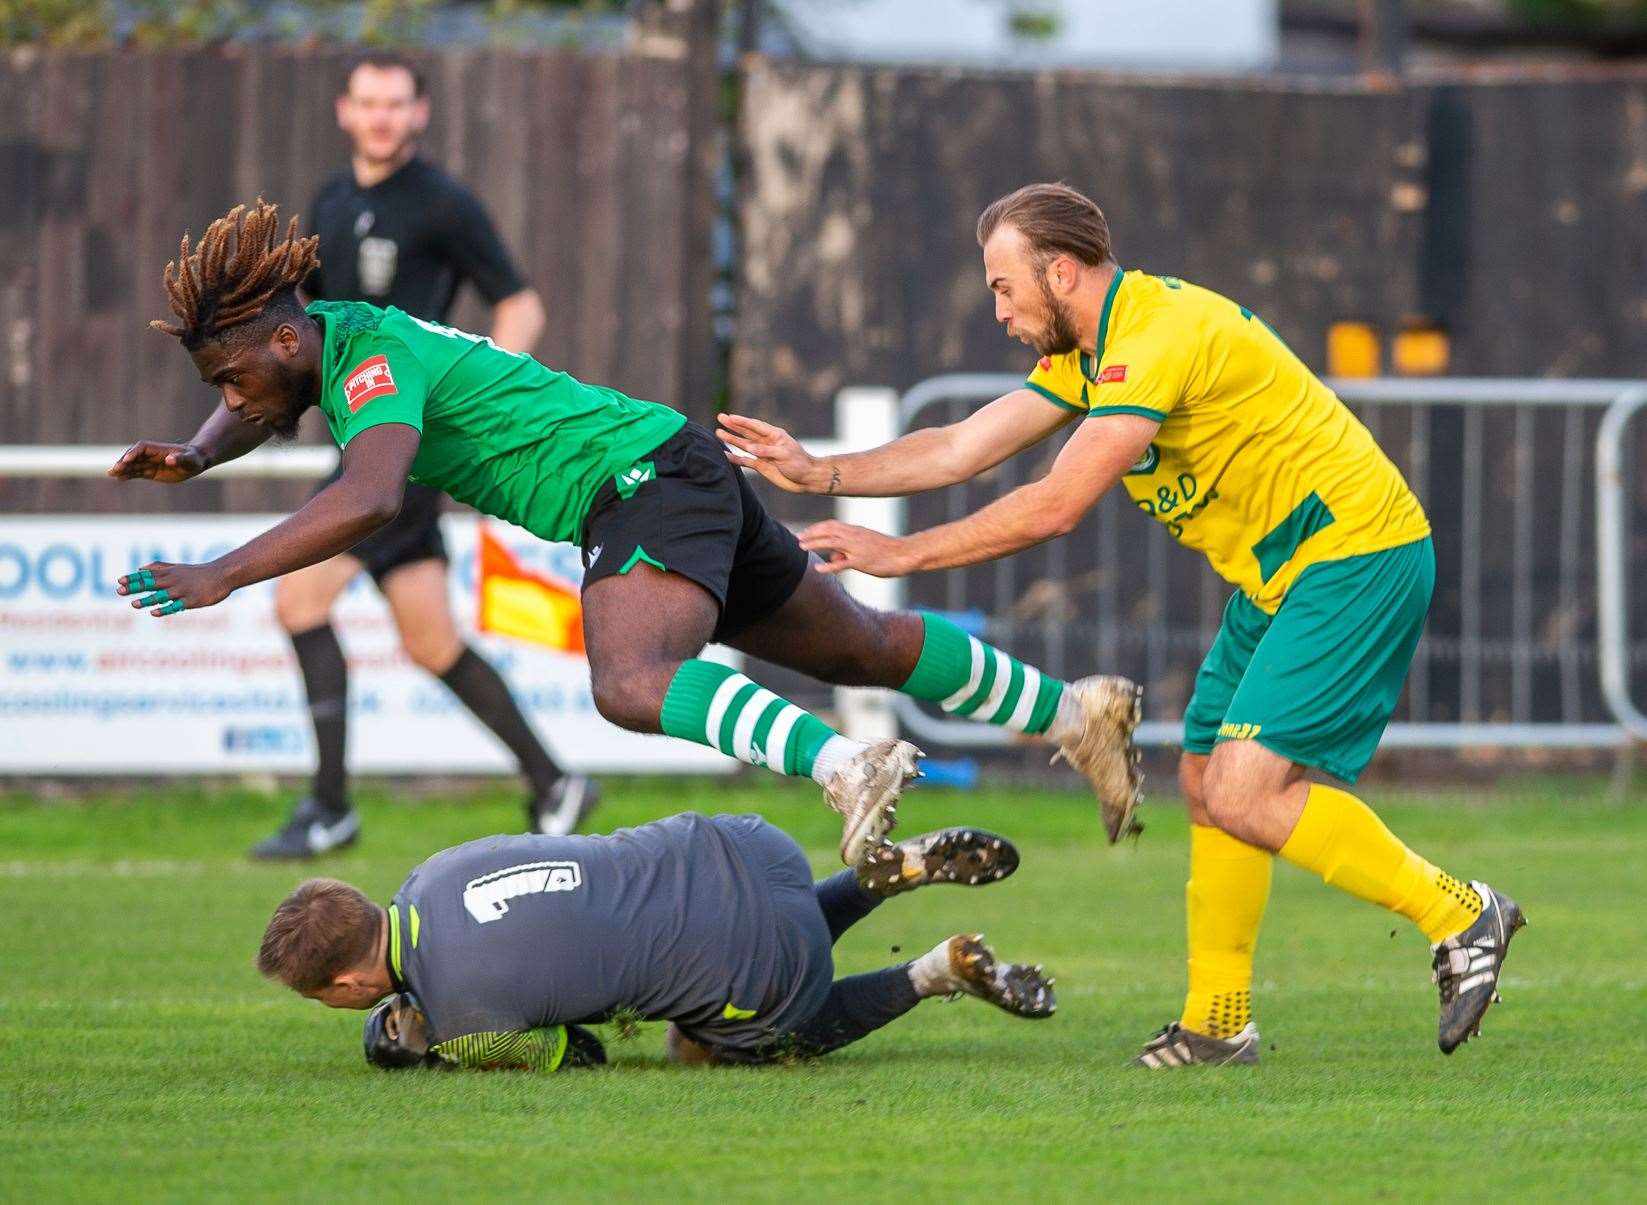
[
  {"xmin": 941, "ymin": 934, "xmax": 1056, "ymax": 1019},
  {"xmin": 856, "ymin": 827, "xmax": 1019, "ymax": 897},
  {"xmin": 1050, "ymin": 675, "xmax": 1145, "ymax": 842},
  {"xmin": 824, "ymin": 738, "xmax": 923, "ymax": 866}
]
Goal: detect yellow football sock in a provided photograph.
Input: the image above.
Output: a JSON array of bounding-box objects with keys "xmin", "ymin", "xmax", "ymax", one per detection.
[
  {"xmin": 1278, "ymin": 784, "xmax": 1481, "ymax": 943},
  {"xmin": 1179, "ymin": 824, "xmax": 1272, "ymax": 1038}
]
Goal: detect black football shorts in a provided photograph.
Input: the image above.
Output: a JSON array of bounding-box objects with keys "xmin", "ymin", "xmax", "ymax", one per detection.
[{"xmin": 578, "ymin": 421, "xmax": 810, "ymax": 643}]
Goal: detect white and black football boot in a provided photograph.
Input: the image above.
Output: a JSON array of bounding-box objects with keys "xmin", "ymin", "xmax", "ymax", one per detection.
[
  {"xmin": 1433, "ymin": 880, "xmax": 1526, "ymax": 1054},
  {"xmin": 1131, "ymin": 1021, "xmax": 1260, "ymax": 1068},
  {"xmin": 248, "ymin": 796, "xmax": 360, "ymax": 860},
  {"xmin": 529, "ymin": 775, "xmax": 601, "ymax": 837}
]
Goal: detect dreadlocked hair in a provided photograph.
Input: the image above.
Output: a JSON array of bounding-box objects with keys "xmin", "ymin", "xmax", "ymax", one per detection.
[{"xmin": 150, "ymin": 198, "xmax": 320, "ymax": 349}]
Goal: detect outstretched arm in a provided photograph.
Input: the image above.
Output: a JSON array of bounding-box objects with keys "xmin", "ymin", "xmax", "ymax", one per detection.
[
  {"xmin": 796, "ymin": 413, "xmax": 1159, "ymax": 577},
  {"xmin": 115, "ymin": 424, "xmax": 420, "ymax": 616},
  {"xmin": 107, "ymin": 400, "xmax": 274, "ymax": 484},
  {"xmin": 185, "ymin": 400, "xmax": 278, "ymax": 468},
  {"xmin": 717, "ymin": 388, "xmax": 1075, "ymax": 498}
]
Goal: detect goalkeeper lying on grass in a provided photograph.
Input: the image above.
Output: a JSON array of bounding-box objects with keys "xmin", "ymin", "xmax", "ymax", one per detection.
[{"xmin": 258, "ymin": 813, "xmax": 1053, "ymax": 1071}]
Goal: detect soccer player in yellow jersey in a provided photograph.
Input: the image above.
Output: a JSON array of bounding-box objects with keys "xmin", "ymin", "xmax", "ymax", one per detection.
[{"xmin": 718, "ymin": 183, "xmax": 1526, "ymax": 1062}]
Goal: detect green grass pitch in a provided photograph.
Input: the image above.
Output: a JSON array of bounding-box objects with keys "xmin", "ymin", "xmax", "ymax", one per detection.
[{"xmin": 2, "ymin": 777, "xmax": 1644, "ymax": 1201}]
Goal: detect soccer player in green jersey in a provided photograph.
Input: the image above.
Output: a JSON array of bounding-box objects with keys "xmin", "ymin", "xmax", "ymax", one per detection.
[{"xmin": 109, "ymin": 200, "xmax": 1144, "ymax": 864}]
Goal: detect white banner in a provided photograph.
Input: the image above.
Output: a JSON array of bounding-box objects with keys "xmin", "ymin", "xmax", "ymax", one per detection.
[{"xmin": 0, "ymin": 515, "xmax": 734, "ymax": 775}]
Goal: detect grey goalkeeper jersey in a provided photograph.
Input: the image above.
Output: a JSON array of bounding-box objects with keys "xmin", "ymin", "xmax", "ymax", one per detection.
[{"xmin": 386, "ymin": 813, "xmax": 795, "ymax": 1046}]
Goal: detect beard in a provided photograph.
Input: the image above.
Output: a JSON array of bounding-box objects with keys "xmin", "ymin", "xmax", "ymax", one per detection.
[
  {"xmin": 1033, "ymin": 275, "xmax": 1082, "ymax": 357},
  {"xmin": 265, "ymin": 358, "xmax": 318, "ymax": 442},
  {"xmin": 358, "ymin": 131, "xmax": 417, "ymax": 170}
]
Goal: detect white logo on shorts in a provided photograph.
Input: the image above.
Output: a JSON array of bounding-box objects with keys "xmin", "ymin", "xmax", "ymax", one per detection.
[{"xmin": 462, "ymin": 860, "xmax": 583, "ymax": 924}]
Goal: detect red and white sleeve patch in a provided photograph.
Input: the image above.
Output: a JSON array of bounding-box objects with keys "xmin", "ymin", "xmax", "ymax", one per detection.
[
  {"xmin": 343, "ymin": 354, "xmax": 399, "ymax": 412},
  {"xmin": 1098, "ymin": 364, "xmax": 1128, "ymax": 384}
]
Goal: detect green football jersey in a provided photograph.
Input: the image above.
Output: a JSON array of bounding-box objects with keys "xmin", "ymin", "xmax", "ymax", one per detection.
[{"xmin": 307, "ymin": 300, "xmax": 686, "ymax": 543}]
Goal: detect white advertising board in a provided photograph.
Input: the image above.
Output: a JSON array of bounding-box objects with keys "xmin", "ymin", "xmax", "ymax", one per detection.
[{"xmin": 0, "ymin": 515, "xmax": 734, "ymax": 775}]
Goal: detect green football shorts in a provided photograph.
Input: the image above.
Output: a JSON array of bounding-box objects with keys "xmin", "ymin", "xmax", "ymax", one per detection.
[{"xmin": 1182, "ymin": 536, "xmax": 1434, "ymax": 783}]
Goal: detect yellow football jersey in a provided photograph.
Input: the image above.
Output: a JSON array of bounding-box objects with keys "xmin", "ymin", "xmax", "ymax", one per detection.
[{"xmin": 1026, "ymin": 270, "xmax": 1430, "ymax": 614}]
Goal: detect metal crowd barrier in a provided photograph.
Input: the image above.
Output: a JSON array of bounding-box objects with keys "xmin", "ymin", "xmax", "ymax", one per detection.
[
  {"xmin": 826, "ymin": 375, "xmax": 1647, "ymax": 754},
  {"xmin": 5, "ymin": 377, "xmax": 1645, "ymax": 758},
  {"xmin": 0, "ymin": 393, "xmax": 904, "ymax": 745}
]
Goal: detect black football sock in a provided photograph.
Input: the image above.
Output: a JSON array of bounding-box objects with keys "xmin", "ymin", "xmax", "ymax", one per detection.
[
  {"xmin": 438, "ymin": 646, "xmax": 564, "ymax": 796},
  {"xmin": 782, "ymin": 968, "xmax": 922, "ymax": 1057},
  {"xmin": 289, "ymin": 623, "xmax": 349, "ymax": 817},
  {"xmin": 813, "ymin": 870, "xmax": 883, "ymax": 944}
]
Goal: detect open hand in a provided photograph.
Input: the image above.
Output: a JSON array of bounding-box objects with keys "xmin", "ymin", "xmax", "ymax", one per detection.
[
  {"xmin": 796, "ymin": 520, "xmax": 914, "ymax": 578},
  {"xmin": 717, "ymin": 414, "xmax": 829, "ymax": 494},
  {"xmin": 108, "ymin": 442, "xmax": 208, "ymax": 484},
  {"xmin": 115, "ymin": 562, "xmax": 233, "ymax": 617}
]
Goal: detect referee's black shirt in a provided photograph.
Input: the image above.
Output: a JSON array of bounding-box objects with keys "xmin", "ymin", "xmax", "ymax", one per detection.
[{"xmin": 304, "ymin": 157, "xmax": 525, "ymax": 321}]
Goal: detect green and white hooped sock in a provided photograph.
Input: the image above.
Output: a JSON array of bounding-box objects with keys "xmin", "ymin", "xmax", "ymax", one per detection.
[
  {"xmin": 899, "ymin": 612, "xmax": 1067, "ymax": 737},
  {"xmin": 661, "ymin": 660, "xmax": 863, "ymax": 782}
]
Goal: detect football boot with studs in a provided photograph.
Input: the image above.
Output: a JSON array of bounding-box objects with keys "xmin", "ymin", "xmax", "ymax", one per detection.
[{"xmin": 856, "ymin": 827, "xmax": 1019, "ymax": 897}]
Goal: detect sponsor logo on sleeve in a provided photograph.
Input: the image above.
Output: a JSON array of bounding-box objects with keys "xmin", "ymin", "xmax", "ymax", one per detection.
[
  {"xmin": 343, "ymin": 354, "xmax": 398, "ymax": 412},
  {"xmin": 1127, "ymin": 442, "xmax": 1161, "ymax": 475},
  {"xmin": 1098, "ymin": 364, "xmax": 1128, "ymax": 384}
]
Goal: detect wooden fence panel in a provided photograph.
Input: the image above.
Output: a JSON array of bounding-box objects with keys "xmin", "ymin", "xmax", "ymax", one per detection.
[
  {"xmin": 733, "ymin": 61, "xmax": 1647, "ymax": 733},
  {"xmin": 0, "ymin": 45, "xmax": 713, "ymax": 514},
  {"xmin": 736, "ymin": 61, "xmax": 1647, "ymax": 422},
  {"xmin": 734, "ymin": 61, "xmax": 1428, "ymax": 433}
]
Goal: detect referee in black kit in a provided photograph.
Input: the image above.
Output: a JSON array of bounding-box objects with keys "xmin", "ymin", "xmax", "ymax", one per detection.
[{"xmin": 253, "ymin": 51, "xmax": 597, "ymax": 859}]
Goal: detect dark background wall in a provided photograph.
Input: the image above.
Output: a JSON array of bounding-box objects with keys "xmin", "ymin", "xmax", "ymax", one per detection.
[
  {"xmin": 2, "ymin": 49, "xmax": 1644, "ymax": 737},
  {"xmin": 0, "ymin": 45, "xmax": 713, "ymax": 515},
  {"xmin": 734, "ymin": 64, "xmax": 1420, "ymax": 426},
  {"xmin": 734, "ymin": 61, "xmax": 1647, "ymax": 426},
  {"xmin": 732, "ymin": 61, "xmax": 1647, "ymax": 733}
]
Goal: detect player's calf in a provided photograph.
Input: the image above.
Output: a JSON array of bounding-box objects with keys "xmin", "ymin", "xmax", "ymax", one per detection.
[
  {"xmin": 588, "ymin": 659, "xmax": 676, "ymax": 734},
  {"xmin": 656, "ymin": 658, "xmax": 922, "ymax": 864},
  {"xmin": 896, "ymin": 613, "xmax": 1143, "ymax": 842}
]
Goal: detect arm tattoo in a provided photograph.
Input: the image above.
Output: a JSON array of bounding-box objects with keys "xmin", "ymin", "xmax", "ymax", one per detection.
[{"xmin": 825, "ymin": 465, "xmax": 842, "ymax": 496}]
